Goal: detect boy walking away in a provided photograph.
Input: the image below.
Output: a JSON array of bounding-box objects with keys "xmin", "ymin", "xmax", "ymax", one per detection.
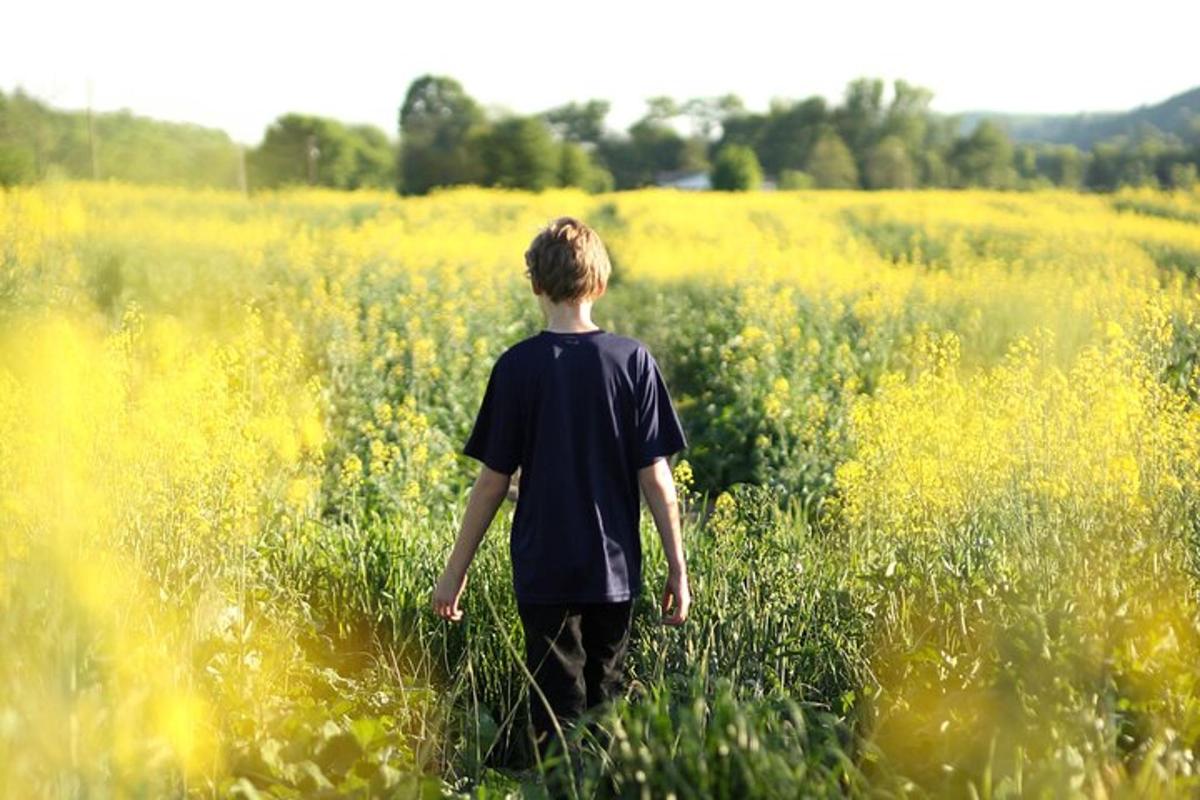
[{"xmin": 431, "ymin": 216, "xmax": 692, "ymax": 768}]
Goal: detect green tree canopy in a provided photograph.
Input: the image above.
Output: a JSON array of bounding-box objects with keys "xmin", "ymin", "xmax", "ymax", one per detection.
[
  {"xmin": 879, "ymin": 80, "xmax": 934, "ymax": 153},
  {"xmin": 247, "ymin": 114, "xmax": 375, "ymax": 190},
  {"xmin": 865, "ymin": 135, "xmax": 916, "ymax": 189},
  {"xmin": 834, "ymin": 78, "xmax": 886, "ymax": 174},
  {"xmin": 717, "ymin": 111, "xmax": 768, "ymax": 153},
  {"xmin": 778, "ymin": 169, "xmax": 814, "ymax": 189},
  {"xmin": 346, "ymin": 124, "xmax": 396, "ymax": 190},
  {"xmin": 541, "ymin": 100, "xmax": 611, "ymax": 145},
  {"xmin": 596, "ymin": 98, "xmax": 692, "ymax": 188},
  {"xmin": 1036, "ymin": 144, "xmax": 1086, "ymax": 188},
  {"xmin": 806, "ymin": 128, "xmax": 859, "ymax": 188},
  {"xmin": 710, "ymin": 144, "xmax": 762, "ymax": 191},
  {"xmin": 756, "ymin": 96, "xmax": 828, "ymax": 178},
  {"xmin": 950, "ymin": 120, "xmax": 1015, "ymax": 188},
  {"xmin": 681, "ymin": 94, "xmax": 746, "ymax": 139},
  {"xmin": 478, "ymin": 115, "xmax": 559, "ymax": 191},
  {"xmin": 398, "ymin": 75, "xmax": 486, "ymax": 194},
  {"xmin": 558, "ymin": 141, "xmax": 614, "ymax": 193}
]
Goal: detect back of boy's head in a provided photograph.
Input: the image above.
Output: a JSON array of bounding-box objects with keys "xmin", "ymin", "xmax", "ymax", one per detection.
[{"xmin": 524, "ymin": 217, "xmax": 611, "ymax": 304}]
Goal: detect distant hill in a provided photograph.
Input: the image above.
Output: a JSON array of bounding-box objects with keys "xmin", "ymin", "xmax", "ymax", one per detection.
[{"xmin": 954, "ymin": 86, "xmax": 1200, "ymax": 149}]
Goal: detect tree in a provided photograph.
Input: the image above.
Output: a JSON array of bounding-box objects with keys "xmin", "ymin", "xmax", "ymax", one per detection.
[
  {"xmin": 710, "ymin": 144, "xmax": 762, "ymax": 191},
  {"xmin": 949, "ymin": 120, "xmax": 1015, "ymax": 188},
  {"xmin": 834, "ymin": 77, "xmax": 886, "ymax": 175},
  {"xmin": 398, "ymin": 75, "xmax": 486, "ymax": 194},
  {"xmin": 865, "ymin": 135, "xmax": 916, "ymax": 188},
  {"xmin": 681, "ymin": 94, "xmax": 745, "ymax": 140},
  {"xmin": 1168, "ymin": 162, "xmax": 1198, "ymax": 189},
  {"xmin": 247, "ymin": 114, "xmax": 357, "ymax": 189},
  {"xmin": 593, "ymin": 136, "xmax": 639, "ymax": 189},
  {"xmin": 1131, "ymin": 131, "xmax": 1169, "ymax": 188},
  {"xmin": 597, "ymin": 98, "xmax": 691, "ymax": 188},
  {"xmin": 756, "ymin": 96, "xmax": 827, "ymax": 178},
  {"xmin": 559, "ymin": 140, "xmax": 590, "ymax": 188},
  {"xmin": 478, "ymin": 115, "xmax": 559, "ymax": 191},
  {"xmin": 1013, "ymin": 143, "xmax": 1038, "ymax": 183},
  {"xmin": 916, "ymin": 114, "xmax": 959, "ymax": 187},
  {"xmin": 558, "ymin": 140, "xmax": 613, "ymax": 192},
  {"xmin": 1086, "ymin": 140, "xmax": 1124, "ymax": 189},
  {"xmin": 778, "ymin": 169, "xmax": 814, "ymax": 189},
  {"xmin": 628, "ymin": 119, "xmax": 686, "ymax": 182},
  {"xmin": 541, "ymin": 100, "xmax": 610, "ymax": 145},
  {"xmin": 346, "ymin": 124, "xmax": 397, "ymax": 189},
  {"xmin": 879, "ymin": 80, "xmax": 934, "ymax": 153},
  {"xmin": 643, "ymin": 96, "xmax": 681, "ymax": 124},
  {"xmin": 805, "ymin": 128, "xmax": 859, "ymax": 188},
  {"xmin": 0, "ymin": 143, "xmax": 36, "ymax": 186},
  {"xmin": 680, "ymin": 135, "xmax": 711, "ymax": 173},
  {"xmin": 717, "ymin": 112, "xmax": 768, "ymax": 152},
  {"xmin": 1037, "ymin": 144, "xmax": 1085, "ymax": 188},
  {"xmin": 1084, "ymin": 131, "xmax": 1169, "ymax": 190}
]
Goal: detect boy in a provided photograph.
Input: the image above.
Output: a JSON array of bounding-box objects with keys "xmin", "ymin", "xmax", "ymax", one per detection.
[{"xmin": 430, "ymin": 216, "xmax": 692, "ymax": 763}]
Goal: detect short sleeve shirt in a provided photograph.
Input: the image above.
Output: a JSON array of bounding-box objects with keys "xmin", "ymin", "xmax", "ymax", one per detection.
[{"xmin": 462, "ymin": 329, "xmax": 687, "ymax": 603}]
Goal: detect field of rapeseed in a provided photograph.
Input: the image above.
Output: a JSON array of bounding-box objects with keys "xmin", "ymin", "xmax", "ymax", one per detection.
[{"xmin": 2, "ymin": 179, "xmax": 1200, "ymax": 797}]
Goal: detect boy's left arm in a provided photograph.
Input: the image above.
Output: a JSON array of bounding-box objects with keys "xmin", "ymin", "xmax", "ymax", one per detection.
[{"xmin": 432, "ymin": 465, "xmax": 512, "ymax": 622}]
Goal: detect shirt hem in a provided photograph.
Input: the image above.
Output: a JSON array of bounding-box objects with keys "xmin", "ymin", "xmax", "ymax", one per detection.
[
  {"xmin": 516, "ymin": 590, "xmax": 640, "ymax": 604},
  {"xmin": 635, "ymin": 447, "xmax": 685, "ymax": 469},
  {"xmin": 461, "ymin": 448, "xmax": 518, "ymax": 476}
]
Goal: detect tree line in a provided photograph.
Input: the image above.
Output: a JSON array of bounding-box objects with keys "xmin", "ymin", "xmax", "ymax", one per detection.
[
  {"xmin": 0, "ymin": 88, "xmax": 243, "ymax": 188},
  {"xmin": 2, "ymin": 77, "xmax": 1197, "ymax": 193}
]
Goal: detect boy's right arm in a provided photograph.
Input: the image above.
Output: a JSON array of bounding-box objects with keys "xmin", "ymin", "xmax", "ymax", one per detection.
[{"xmin": 637, "ymin": 457, "xmax": 691, "ymax": 625}]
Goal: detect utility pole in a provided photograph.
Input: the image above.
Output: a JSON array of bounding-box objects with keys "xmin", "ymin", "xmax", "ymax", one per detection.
[
  {"xmin": 306, "ymin": 133, "xmax": 319, "ymax": 185},
  {"xmin": 86, "ymin": 79, "xmax": 98, "ymax": 180},
  {"xmin": 236, "ymin": 144, "xmax": 248, "ymax": 197}
]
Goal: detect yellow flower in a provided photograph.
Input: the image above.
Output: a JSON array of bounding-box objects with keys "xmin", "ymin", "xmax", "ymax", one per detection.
[
  {"xmin": 300, "ymin": 413, "xmax": 325, "ymax": 452},
  {"xmin": 339, "ymin": 454, "xmax": 363, "ymax": 488},
  {"xmin": 286, "ymin": 477, "xmax": 316, "ymax": 510},
  {"xmin": 739, "ymin": 325, "xmax": 766, "ymax": 347},
  {"xmin": 369, "ymin": 439, "xmax": 390, "ymax": 477},
  {"xmin": 1107, "ymin": 454, "xmax": 1140, "ymax": 498},
  {"xmin": 672, "ymin": 459, "xmax": 694, "ymax": 492}
]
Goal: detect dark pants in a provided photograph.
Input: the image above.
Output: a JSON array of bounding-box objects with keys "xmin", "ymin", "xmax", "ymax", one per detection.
[{"xmin": 517, "ymin": 599, "xmax": 634, "ymax": 761}]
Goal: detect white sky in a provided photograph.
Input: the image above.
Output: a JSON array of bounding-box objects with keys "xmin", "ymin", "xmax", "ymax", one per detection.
[{"xmin": 3, "ymin": 0, "xmax": 1197, "ymax": 147}]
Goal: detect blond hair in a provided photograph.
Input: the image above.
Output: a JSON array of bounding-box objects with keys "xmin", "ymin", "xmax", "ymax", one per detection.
[{"xmin": 524, "ymin": 216, "xmax": 611, "ymax": 303}]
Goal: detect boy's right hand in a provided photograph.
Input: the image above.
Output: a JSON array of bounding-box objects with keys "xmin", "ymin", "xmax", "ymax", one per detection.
[
  {"xmin": 660, "ymin": 570, "xmax": 691, "ymax": 625},
  {"xmin": 432, "ymin": 568, "xmax": 467, "ymax": 623}
]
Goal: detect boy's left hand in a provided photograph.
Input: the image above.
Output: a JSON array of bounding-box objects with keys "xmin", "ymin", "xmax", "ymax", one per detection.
[{"xmin": 432, "ymin": 568, "xmax": 467, "ymax": 622}]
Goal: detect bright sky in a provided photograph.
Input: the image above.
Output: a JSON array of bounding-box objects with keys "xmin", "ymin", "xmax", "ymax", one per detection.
[{"xmin": 4, "ymin": 0, "xmax": 1196, "ymax": 147}]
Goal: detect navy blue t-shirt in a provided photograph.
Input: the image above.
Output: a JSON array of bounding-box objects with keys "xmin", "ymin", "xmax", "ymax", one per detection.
[{"xmin": 461, "ymin": 328, "xmax": 688, "ymax": 604}]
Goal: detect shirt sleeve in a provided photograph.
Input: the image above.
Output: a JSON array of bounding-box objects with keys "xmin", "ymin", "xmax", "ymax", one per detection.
[
  {"xmin": 462, "ymin": 355, "xmax": 522, "ymax": 475},
  {"xmin": 634, "ymin": 348, "xmax": 688, "ymax": 469}
]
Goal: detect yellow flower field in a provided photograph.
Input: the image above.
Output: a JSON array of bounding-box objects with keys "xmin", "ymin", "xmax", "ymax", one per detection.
[{"xmin": 2, "ymin": 179, "xmax": 1200, "ymax": 797}]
